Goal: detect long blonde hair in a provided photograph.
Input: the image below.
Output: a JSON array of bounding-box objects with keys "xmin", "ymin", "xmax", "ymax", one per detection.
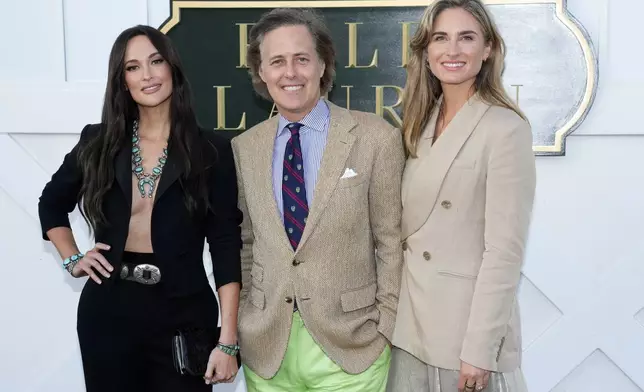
[{"xmin": 402, "ymin": 0, "xmax": 526, "ymax": 157}]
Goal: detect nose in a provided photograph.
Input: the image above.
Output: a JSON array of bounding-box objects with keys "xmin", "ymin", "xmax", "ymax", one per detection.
[
  {"xmin": 284, "ymin": 59, "xmax": 296, "ymax": 78},
  {"xmin": 141, "ymin": 64, "xmax": 152, "ymax": 81},
  {"xmin": 447, "ymin": 38, "xmax": 460, "ymax": 57}
]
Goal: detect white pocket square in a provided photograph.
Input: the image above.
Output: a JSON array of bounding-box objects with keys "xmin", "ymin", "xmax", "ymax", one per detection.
[{"xmin": 341, "ymin": 168, "xmax": 358, "ymax": 179}]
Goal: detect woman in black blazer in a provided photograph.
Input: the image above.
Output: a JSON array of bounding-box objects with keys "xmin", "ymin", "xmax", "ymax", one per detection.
[{"xmin": 38, "ymin": 25, "xmax": 242, "ymax": 392}]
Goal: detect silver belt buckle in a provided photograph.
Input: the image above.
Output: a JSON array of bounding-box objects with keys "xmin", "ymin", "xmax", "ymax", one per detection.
[{"xmin": 133, "ymin": 263, "xmax": 161, "ymax": 285}]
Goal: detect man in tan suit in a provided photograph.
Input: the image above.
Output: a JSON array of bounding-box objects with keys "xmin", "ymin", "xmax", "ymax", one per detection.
[{"xmin": 231, "ymin": 8, "xmax": 404, "ymax": 392}]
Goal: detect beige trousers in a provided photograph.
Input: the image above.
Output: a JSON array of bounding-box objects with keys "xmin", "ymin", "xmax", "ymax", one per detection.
[{"xmin": 386, "ymin": 347, "xmax": 528, "ymax": 392}]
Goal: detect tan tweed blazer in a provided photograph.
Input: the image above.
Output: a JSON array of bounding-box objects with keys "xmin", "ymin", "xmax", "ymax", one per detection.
[{"xmin": 232, "ymin": 100, "xmax": 405, "ymax": 378}]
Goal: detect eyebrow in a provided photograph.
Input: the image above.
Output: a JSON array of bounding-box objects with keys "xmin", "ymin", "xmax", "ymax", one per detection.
[
  {"xmin": 268, "ymin": 52, "xmax": 311, "ymax": 62},
  {"xmin": 431, "ymin": 30, "xmax": 479, "ymax": 37},
  {"xmin": 125, "ymin": 51, "xmax": 161, "ymax": 65}
]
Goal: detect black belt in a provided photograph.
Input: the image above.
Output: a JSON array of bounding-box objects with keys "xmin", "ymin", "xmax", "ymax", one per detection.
[{"xmin": 119, "ymin": 262, "xmax": 162, "ymax": 285}]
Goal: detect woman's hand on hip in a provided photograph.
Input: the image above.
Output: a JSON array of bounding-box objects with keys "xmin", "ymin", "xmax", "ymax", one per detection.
[
  {"xmin": 71, "ymin": 243, "xmax": 113, "ymax": 283},
  {"xmin": 204, "ymin": 347, "xmax": 238, "ymax": 385},
  {"xmin": 458, "ymin": 360, "xmax": 490, "ymax": 392}
]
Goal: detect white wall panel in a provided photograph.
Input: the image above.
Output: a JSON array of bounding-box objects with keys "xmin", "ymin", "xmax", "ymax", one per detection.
[
  {"xmin": 566, "ymin": 0, "xmax": 603, "ymax": 54},
  {"xmin": 606, "ymin": 0, "xmax": 644, "ymax": 83},
  {"xmin": 570, "ymin": 0, "xmax": 644, "ymax": 136},
  {"xmin": 521, "ymin": 135, "xmax": 644, "ymax": 391},
  {"xmin": 551, "ymin": 349, "xmax": 642, "ymax": 392},
  {"xmin": 0, "ymin": 134, "xmax": 51, "ymax": 219},
  {"xmin": 572, "ymin": 81, "xmax": 644, "ymax": 135},
  {"xmin": 1, "ymin": 1, "xmax": 644, "ymax": 391},
  {"xmin": 0, "ymin": 82, "xmax": 103, "ymax": 134},
  {"xmin": 10, "ymin": 133, "xmax": 81, "ymax": 173},
  {"xmin": 148, "ymin": 0, "xmax": 172, "ymax": 29},
  {"xmin": 63, "ymin": 0, "xmax": 149, "ymax": 81},
  {"xmin": 516, "ymin": 275, "xmax": 562, "ymax": 350},
  {"xmin": 0, "ymin": 186, "xmax": 85, "ymax": 391},
  {"xmin": 0, "ymin": 0, "xmax": 66, "ymax": 81}
]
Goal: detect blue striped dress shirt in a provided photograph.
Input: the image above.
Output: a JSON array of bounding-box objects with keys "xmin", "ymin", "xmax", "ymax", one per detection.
[{"xmin": 273, "ymin": 98, "xmax": 330, "ymax": 218}]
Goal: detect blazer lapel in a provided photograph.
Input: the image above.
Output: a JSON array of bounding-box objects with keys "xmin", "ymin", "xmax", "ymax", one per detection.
[
  {"xmin": 401, "ymin": 94, "xmax": 490, "ymax": 239},
  {"xmin": 154, "ymin": 141, "xmax": 183, "ymax": 205},
  {"xmin": 250, "ymin": 116, "xmax": 294, "ymax": 252},
  {"xmin": 114, "ymin": 142, "xmax": 133, "ymax": 208},
  {"xmin": 401, "ymin": 98, "xmax": 440, "ymax": 206},
  {"xmin": 297, "ymin": 101, "xmax": 356, "ymax": 252}
]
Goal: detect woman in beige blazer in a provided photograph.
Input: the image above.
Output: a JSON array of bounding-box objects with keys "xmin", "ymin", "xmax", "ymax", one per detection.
[{"xmin": 386, "ymin": 1, "xmax": 536, "ymax": 392}]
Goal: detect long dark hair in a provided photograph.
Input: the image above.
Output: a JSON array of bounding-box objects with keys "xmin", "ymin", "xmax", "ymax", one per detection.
[{"xmin": 78, "ymin": 25, "xmax": 209, "ymax": 232}]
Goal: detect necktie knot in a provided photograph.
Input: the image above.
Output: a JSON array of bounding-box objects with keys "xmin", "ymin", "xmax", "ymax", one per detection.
[{"xmin": 287, "ymin": 122, "xmax": 302, "ymax": 136}]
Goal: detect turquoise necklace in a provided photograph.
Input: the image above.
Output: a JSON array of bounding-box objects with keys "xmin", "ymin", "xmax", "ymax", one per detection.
[{"xmin": 131, "ymin": 120, "xmax": 168, "ymax": 198}]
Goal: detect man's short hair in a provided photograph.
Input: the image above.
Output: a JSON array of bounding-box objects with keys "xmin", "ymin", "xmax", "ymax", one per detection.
[{"xmin": 246, "ymin": 8, "xmax": 336, "ymax": 100}]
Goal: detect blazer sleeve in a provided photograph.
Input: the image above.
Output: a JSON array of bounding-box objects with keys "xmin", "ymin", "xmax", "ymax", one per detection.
[
  {"xmin": 38, "ymin": 124, "xmax": 96, "ymax": 240},
  {"xmin": 369, "ymin": 124, "xmax": 406, "ymax": 341},
  {"xmin": 205, "ymin": 134, "xmax": 243, "ymax": 289},
  {"xmin": 460, "ymin": 119, "xmax": 536, "ymax": 371},
  {"xmin": 231, "ymin": 137, "xmax": 254, "ymax": 304}
]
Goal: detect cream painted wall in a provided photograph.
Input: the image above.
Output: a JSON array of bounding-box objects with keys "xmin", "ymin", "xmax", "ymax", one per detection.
[{"xmin": 1, "ymin": 1, "xmax": 642, "ymax": 391}]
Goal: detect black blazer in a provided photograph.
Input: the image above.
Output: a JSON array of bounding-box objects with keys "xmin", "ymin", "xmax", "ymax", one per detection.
[{"xmin": 38, "ymin": 124, "xmax": 242, "ymax": 297}]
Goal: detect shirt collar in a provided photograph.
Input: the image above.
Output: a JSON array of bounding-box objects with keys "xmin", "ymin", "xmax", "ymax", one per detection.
[{"xmin": 276, "ymin": 98, "xmax": 330, "ymax": 137}]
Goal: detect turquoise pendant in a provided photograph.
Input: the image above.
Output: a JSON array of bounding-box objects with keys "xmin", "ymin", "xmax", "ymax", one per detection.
[
  {"xmin": 138, "ymin": 177, "xmax": 156, "ymax": 198},
  {"xmin": 130, "ymin": 120, "xmax": 168, "ymax": 198}
]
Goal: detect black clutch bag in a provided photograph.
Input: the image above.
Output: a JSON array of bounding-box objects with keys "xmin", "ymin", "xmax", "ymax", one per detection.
[{"xmin": 172, "ymin": 327, "xmax": 241, "ymax": 377}]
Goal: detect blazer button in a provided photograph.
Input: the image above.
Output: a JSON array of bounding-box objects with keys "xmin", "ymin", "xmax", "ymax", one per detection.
[
  {"xmin": 423, "ymin": 251, "xmax": 431, "ymax": 261},
  {"xmin": 292, "ymin": 259, "xmax": 301, "ymax": 266},
  {"xmin": 285, "ymin": 296, "xmax": 293, "ymax": 303},
  {"xmin": 402, "ymin": 242, "xmax": 408, "ymax": 251},
  {"xmin": 441, "ymin": 200, "xmax": 452, "ymax": 209}
]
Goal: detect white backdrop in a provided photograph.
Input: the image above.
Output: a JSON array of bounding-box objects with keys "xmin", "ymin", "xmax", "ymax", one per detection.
[{"xmin": 1, "ymin": 0, "xmax": 643, "ymax": 391}]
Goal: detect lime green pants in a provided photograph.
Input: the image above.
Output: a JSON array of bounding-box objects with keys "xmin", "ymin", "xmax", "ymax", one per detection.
[{"xmin": 243, "ymin": 311, "xmax": 391, "ymax": 391}]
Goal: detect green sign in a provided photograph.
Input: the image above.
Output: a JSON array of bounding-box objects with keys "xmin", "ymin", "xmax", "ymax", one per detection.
[{"xmin": 161, "ymin": 0, "xmax": 597, "ymax": 155}]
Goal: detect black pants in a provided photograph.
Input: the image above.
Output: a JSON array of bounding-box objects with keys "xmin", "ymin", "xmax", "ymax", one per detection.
[{"xmin": 76, "ymin": 252, "xmax": 218, "ymax": 392}]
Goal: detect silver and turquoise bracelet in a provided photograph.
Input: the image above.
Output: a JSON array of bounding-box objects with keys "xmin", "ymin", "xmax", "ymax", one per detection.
[
  {"xmin": 216, "ymin": 342, "xmax": 240, "ymax": 357},
  {"xmin": 62, "ymin": 253, "xmax": 84, "ymax": 274}
]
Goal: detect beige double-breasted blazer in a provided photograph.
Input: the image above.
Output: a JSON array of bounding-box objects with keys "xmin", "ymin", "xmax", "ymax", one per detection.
[
  {"xmin": 391, "ymin": 94, "xmax": 536, "ymax": 373},
  {"xmin": 232, "ymin": 100, "xmax": 405, "ymax": 378}
]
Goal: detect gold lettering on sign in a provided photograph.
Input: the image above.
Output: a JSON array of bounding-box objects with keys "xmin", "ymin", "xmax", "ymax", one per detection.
[
  {"xmin": 373, "ymin": 85, "xmax": 403, "ymax": 128},
  {"xmin": 346, "ymin": 23, "xmax": 378, "ymax": 68},
  {"xmin": 511, "ymin": 84, "xmax": 523, "ymax": 106},
  {"xmin": 268, "ymin": 103, "xmax": 279, "ymax": 119},
  {"xmin": 341, "ymin": 85, "xmax": 353, "ymax": 110},
  {"xmin": 400, "ymin": 22, "xmax": 418, "ymax": 68},
  {"xmin": 236, "ymin": 23, "xmax": 255, "ymax": 69},
  {"xmin": 213, "ymin": 86, "xmax": 246, "ymax": 130}
]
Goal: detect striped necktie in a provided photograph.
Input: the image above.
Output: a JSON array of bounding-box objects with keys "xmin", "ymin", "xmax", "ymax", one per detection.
[{"xmin": 282, "ymin": 122, "xmax": 309, "ymax": 250}]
